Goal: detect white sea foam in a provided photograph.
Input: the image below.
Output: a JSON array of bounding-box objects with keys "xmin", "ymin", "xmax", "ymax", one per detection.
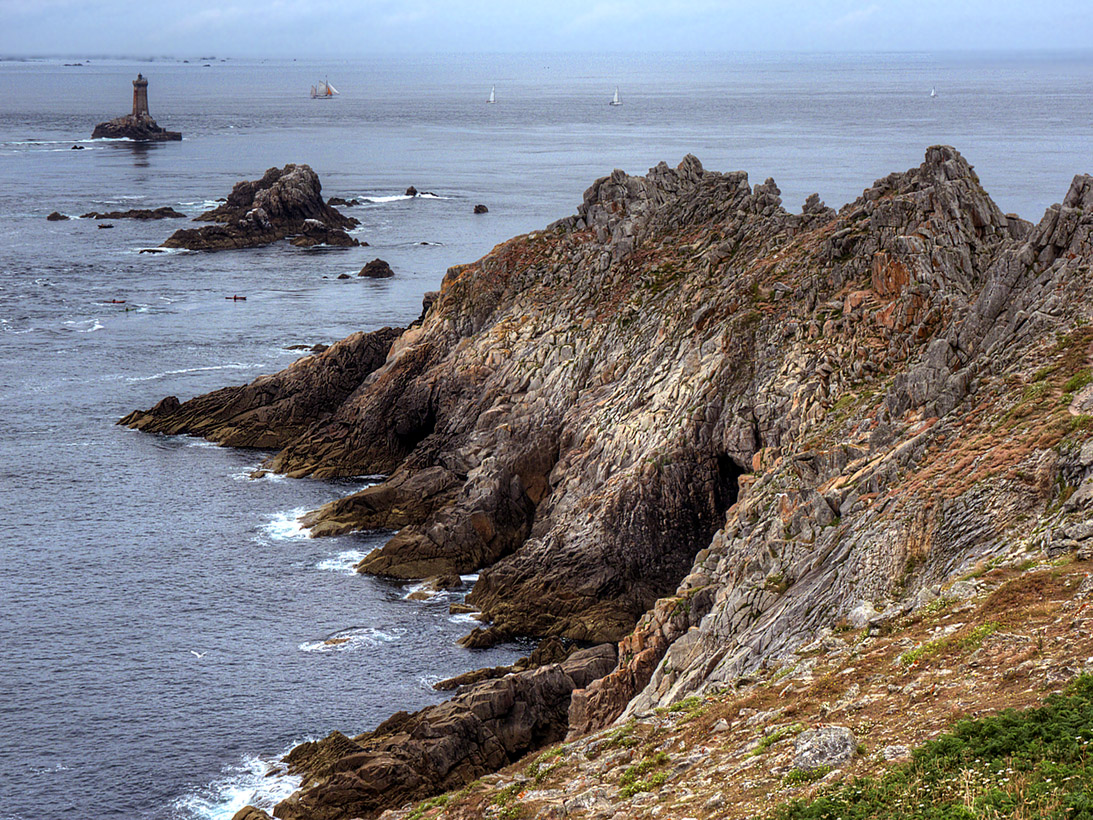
[
  {"xmin": 418, "ymin": 674, "xmax": 443, "ymax": 690},
  {"xmin": 62, "ymin": 318, "xmax": 104, "ymax": 332},
  {"xmin": 356, "ymin": 192, "xmax": 448, "ymax": 205},
  {"xmin": 261, "ymin": 508, "xmax": 310, "ymax": 542},
  {"xmin": 125, "ymin": 363, "xmax": 254, "ymax": 383},
  {"xmin": 134, "ymin": 246, "xmax": 193, "ymax": 255},
  {"xmin": 173, "ymin": 749, "xmax": 302, "ymax": 820},
  {"xmin": 316, "ymin": 549, "xmax": 369, "ymax": 574},
  {"xmin": 448, "ymin": 612, "xmax": 483, "ymax": 625},
  {"xmin": 299, "ymin": 626, "xmax": 402, "ymax": 653}
]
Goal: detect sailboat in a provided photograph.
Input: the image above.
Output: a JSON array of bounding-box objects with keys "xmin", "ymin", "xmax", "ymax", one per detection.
[
  {"xmin": 609, "ymin": 86, "xmax": 622, "ymax": 106},
  {"xmin": 310, "ymin": 79, "xmax": 339, "ymax": 99},
  {"xmin": 930, "ymin": 86, "xmax": 937, "ymax": 98},
  {"xmin": 487, "ymin": 86, "xmax": 496, "ymax": 104}
]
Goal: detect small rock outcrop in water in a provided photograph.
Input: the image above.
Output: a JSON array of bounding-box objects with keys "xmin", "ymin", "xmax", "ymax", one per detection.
[
  {"xmin": 46, "ymin": 211, "xmax": 68, "ymax": 221},
  {"xmin": 265, "ymin": 644, "xmax": 615, "ymax": 820},
  {"xmin": 161, "ymin": 164, "xmax": 360, "ymax": 251},
  {"xmin": 405, "ymin": 185, "xmax": 418, "ymax": 197},
  {"xmin": 358, "ymin": 258, "xmax": 393, "ymax": 278},
  {"xmin": 80, "ymin": 207, "xmax": 186, "ymax": 220},
  {"xmin": 91, "ymin": 74, "xmax": 181, "ymax": 141},
  {"xmin": 473, "ymin": 203, "xmax": 488, "ymax": 213}
]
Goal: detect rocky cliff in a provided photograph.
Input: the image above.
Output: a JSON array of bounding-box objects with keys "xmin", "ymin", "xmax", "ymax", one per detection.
[{"xmin": 123, "ymin": 147, "xmax": 1093, "ymax": 819}]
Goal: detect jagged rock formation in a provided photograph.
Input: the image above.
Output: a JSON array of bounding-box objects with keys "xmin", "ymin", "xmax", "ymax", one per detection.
[
  {"xmin": 161, "ymin": 164, "xmax": 359, "ymax": 251},
  {"xmin": 125, "ymin": 148, "xmax": 1093, "ymax": 660},
  {"xmin": 265, "ymin": 644, "xmax": 616, "ymax": 820},
  {"xmin": 125, "ymin": 148, "xmax": 1093, "ymax": 818}
]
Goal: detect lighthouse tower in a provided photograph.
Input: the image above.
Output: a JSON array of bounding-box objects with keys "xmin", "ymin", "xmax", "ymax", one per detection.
[{"xmin": 132, "ymin": 74, "xmax": 150, "ymax": 119}]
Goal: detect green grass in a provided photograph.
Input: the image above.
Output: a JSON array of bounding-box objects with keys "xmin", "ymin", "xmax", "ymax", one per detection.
[
  {"xmin": 406, "ymin": 794, "xmax": 449, "ymax": 820},
  {"xmin": 771, "ymin": 675, "xmax": 1093, "ymax": 820},
  {"xmin": 524, "ymin": 746, "xmax": 566, "ymax": 783},
  {"xmin": 619, "ymin": 752, "xmax": 671, "ymax": 799},
  {"xmin": 899, "ymin": 622, "xmax": 1000, "ymax": 668},
  {"xmin": 784, "ymin": 766, "xmax": 832, "ymax": 787},
  {"xmin": 750, "ymin": 723, "xmax": 806, "ymax": 757}
]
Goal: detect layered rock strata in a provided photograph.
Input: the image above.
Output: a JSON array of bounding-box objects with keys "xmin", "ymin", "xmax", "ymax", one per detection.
[
  {"xmin": 161, "ymin": 164, "xmax": 359, "ymax": 251},
  {"xmin": 126, "ymin": 148, "xmax": 1093, "ymax": 818}
]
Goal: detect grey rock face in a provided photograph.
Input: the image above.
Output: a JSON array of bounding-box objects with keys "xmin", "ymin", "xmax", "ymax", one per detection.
[{"xmin": 793, "ymin": 726, "xmax": 857, "ymax": 771}]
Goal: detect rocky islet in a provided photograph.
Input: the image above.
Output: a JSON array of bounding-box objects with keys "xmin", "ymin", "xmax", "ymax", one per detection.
[
  {"xmin": 123, "ymin": 146, "xmax": 1093, "ymax": 819},
  {"xmin": 161, "ymin": 164, "xmax": 360, "ymax": 251}
]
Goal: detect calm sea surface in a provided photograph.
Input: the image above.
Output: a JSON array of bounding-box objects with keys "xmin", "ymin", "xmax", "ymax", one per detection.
[{"xmin": 1, "ymin": 52, "xmax": 1091, "ymax": 820}]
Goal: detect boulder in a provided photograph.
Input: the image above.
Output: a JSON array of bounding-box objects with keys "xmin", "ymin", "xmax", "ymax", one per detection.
[
  {"xmin": 405, "ymin": 186, "xmax": 418, "ymax": 197},
  {"xmin": 846, "ymin": 601, "xmax": 878, "ymax": 629},
  {"xmin": 793, "ymin": 726, "xmax": 857, "ymax": 772},
  {"xmin": 46, "ymin": 211, "xmax": 68, "ymax": 221},
  {"xmin": 358, "ymin": 258, "xmax": 394, "ymax": 278},
  {"xmin": 474, "ymin": 204, "xmax": 489, "ymax": 214}
]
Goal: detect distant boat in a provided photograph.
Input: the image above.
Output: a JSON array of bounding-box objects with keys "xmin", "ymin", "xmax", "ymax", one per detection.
[
  {"xmin": 930, "ymin": 86, "xmax": 937, "ymax": 98},
  {"xmin": 311, "ymin": 80, "xmax": 339, "ymax": 99},
  {"xmin": 487, "ymin": 86, "xmax": 496, "ymax": 104},
  {"xmin": 610, "ymin": 87, "xmax": 622, "ymax": 106}
]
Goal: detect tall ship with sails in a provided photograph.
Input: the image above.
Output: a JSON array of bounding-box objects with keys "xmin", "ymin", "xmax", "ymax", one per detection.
[{"xmin": 310, "ymin": 80, "xmax": 339, "ymax": 99}]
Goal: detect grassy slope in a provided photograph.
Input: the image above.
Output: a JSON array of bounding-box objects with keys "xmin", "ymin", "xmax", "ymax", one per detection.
[{"xmin": 386, "ymin": 556, "xmax": 1093, "ymax": 820}]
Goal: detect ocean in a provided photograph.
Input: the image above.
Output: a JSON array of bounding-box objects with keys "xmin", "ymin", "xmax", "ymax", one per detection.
[{"xmin": 1, "ymin": 52, "xmax": 1090, "ymax": 820}]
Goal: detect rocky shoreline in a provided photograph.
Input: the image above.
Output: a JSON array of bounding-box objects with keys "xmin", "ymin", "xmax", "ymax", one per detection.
[{"xmin": 122, "ymin": 147, "xmax": 1093, "ymax": 819}]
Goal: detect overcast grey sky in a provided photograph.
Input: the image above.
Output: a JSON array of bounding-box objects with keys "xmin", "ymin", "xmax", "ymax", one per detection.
[{"xmin": 2, "ymin": 0, "xmax": 1090, "ymax": 57}]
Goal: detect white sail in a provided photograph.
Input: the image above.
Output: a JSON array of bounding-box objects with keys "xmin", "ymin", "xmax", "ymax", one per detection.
[
  {"xmin": 487, "ymin": 86, "xmax": 495, "ymax": 104},
  {"xmin": 610, "ymin": 86, "xmax": 621, "ymax": 106},
  {"xmin": 327, "ymin": 83, "xmax": 339, "ymax": 95},
  {"xmin": 930, "ymin": 86, "xmax": 937, "ymax": 97}
]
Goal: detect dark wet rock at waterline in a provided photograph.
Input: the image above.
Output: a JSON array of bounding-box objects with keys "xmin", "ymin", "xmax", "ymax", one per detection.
[
  {"xmin": 473, "ymin": 203, "xmax": 489, "ymax": 213},
  {"xmin": 80, "ymin": 207, "xmax": 186, "ymax": 220}
]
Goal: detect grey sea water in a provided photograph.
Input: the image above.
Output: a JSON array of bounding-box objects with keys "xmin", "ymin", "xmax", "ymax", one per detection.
[{"xmin": 1, "ymin": 52, "xmax": 1091, "ymax": 820}]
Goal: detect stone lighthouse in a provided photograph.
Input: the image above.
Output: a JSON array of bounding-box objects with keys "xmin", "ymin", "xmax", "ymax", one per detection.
[
  {"xmin": 132, "ymin": 73, "xmax": 150, "ymax": 119},
  {"xmin": 92, "ymin": 73, "xmax": 181, "ymax": 141}
]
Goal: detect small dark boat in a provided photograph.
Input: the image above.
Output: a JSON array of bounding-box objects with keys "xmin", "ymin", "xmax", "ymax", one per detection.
[
  {"xmin": 107, "ymin": 299, "xmax": 126, "ymax": 304},
  {"xmin": 98, "ymin": 223, "xmax": 113, "ymax": 229},
  {"xmin": 226, "ymin": 295, "xmax": 247, "ymax": 301}
]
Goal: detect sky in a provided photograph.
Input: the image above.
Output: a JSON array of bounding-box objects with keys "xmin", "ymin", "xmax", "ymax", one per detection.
[{"xmin": 1, "ymin": 0, "xmax": 1091, "ymax": 57}]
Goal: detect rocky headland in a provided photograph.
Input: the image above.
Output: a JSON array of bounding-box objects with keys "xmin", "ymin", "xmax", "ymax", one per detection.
[
  {"xmin": 122, "ymin": 147, "xmax": 1093, "ymax": 820},
  {"xmin": 161, "ymin": 164, "xmax": 359, "ymax": 251}
]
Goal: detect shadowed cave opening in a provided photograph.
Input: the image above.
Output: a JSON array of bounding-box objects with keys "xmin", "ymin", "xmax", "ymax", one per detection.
[
  {"xmin": 394, "ymin": 404, "xmax": 437, "ymax": 452},
  {"xmin": 715, "ymin": 453, "xmax": 744, "ymax": 514}
]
